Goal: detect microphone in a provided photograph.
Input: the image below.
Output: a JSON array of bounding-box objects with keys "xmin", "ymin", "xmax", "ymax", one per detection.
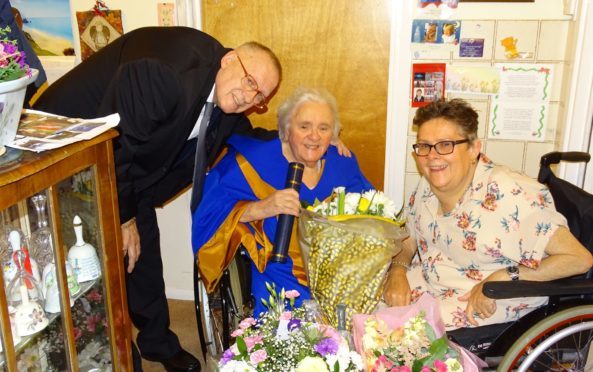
[{"xmin": 271, "ymin": 162, "xmax": 304, "ymax": 263}]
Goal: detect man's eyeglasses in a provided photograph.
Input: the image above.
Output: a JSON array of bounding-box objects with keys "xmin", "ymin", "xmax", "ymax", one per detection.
[
  {"xmin": 236, "ymin": 54, "xmax": 267, "ymax": 109},
  {"xmin": 412, "ymin": 139, "xmax": 470, "ymax": 156}
]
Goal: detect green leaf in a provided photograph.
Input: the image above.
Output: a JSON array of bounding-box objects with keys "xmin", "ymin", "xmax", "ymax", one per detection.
[
  {"xmin": 236, "ymin": 337, "xmax": 248, "ymax": 356},
  {"xmin": 412, "ymin": 359, "xmax": 424, "ymax": 372},
  {"xmin": 333, "ymin": 361, "xmax": 340, "ymax": 372}
]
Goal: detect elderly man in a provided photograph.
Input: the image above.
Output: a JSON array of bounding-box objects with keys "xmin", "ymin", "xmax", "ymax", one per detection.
[{"xmin": 35, "ymin": 26, "xmax": 281, "ymax": 371}]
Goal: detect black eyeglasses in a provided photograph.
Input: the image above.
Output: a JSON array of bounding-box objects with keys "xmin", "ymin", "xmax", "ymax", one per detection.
[
  {"xmin": 236, "ymin": 54, "xmax": 267, "ymax": 110},
  {"xmin": 412, "ymin": 139, "xmax": 470, "ymax": 156}
]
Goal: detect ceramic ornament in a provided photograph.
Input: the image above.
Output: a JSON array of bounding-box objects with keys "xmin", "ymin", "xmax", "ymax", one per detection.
[
  {"xmin": 67, "ymin": 215, "xmax": 101, "ymax": 282},
  {"xmin": 41, "ymin": 260, "xmax": 79, "ymax": 313},
  {"xmin": 14, "ymin": 283, "xmax": 49, "ymax": 336}
]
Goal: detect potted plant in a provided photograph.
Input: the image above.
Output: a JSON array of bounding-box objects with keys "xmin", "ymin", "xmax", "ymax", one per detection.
[{"xmin": 0, "ymin": 25, "xmax": 39, "ymax": 156}]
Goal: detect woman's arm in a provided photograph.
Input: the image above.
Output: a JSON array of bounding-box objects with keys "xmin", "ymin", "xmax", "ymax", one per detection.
[
  {"xmin": 460, "ymin": 226, "xmax": 593, "ymax": 325},
  {"xmin": 239, "ymin": 189, "xmax": 301, "ymax": 222},
  {"xmin": 383, "ymin": 236, "xmax": 418, "ymax": 306}
]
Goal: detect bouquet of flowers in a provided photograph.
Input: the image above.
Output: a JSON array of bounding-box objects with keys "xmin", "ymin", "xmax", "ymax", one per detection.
[
  {"xmin": 299, "ymin": 188, "xmax": 408, "ymax": 330},
  {"xmin": 352, "ymin": 294, "xmax": 487, "ymax": 372},
  {"xmin": 218, "ymin": 282, "xmax": 364, "ymax": 372},
  {"xmin": 0, "ymin": 26, "xmax": 31, "ymax": 82},
  {"xmin": 360, "ymin": 313, "xmax": 462, "ymax": 372}
]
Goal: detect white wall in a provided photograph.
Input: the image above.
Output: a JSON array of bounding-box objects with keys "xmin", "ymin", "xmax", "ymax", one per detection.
[{"xmin": 385, "ymin": 0, "xmax": 592, "ymax": 209}]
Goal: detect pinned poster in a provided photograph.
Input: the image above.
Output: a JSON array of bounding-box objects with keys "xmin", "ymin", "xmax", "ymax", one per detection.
[
  {"xmin": 158, "ymin": 3, "xmax": 177, "ymax": 26},
  {"xmin": 416, "ymin": 0, "xmax": 459, "ymax": 19},
  {"xmin": 488, "ymin": 64, "xmax": 554, "ymax": 141},
  {"xmin": 411, "ymin": 63, "xmax": 446, "ymax": 107},
  {"xmin": 76, "ymin": 1, "xmax": 124, "ymax": 60}
]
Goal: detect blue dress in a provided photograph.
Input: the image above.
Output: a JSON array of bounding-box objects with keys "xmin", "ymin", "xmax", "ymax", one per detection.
[{"xmin": 192, "ymin": 135, "xmax": 372, "ymax": 316}]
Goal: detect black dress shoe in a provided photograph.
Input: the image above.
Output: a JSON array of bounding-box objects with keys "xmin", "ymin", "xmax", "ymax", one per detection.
[{"xmin": 161, "ymin": 349, "xmax": 201, "ymax": 371}]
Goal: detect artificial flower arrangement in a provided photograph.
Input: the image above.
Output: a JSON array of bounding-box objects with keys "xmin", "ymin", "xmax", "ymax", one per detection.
[
  {"xmin": 218, "ymin": 282, "xmax": 364, "ymax": 372},
  {"xmin": 0, "ymin": 26, "xmax": 31, "ymax": 82},
  {"xmin": 299, "ymin": 188, "xmax": 408, "ymax": 330}
]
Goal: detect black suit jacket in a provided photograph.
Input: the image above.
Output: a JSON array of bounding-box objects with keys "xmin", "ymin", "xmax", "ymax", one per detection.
[{"xmin": 34, "ymin": 27, "xmax": 275, "ymax": 221}]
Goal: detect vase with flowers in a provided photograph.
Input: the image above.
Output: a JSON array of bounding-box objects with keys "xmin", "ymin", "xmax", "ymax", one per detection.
[{"xmin": 0, "ymin": 25, "xmax": 39, "ymax": 156}]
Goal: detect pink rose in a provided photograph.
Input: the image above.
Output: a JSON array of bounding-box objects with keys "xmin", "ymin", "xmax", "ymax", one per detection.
[
  {"xmin": 434, "ymin": 360, "xmax": 448, "ymax": 372},
  {"xmin": 285, "ymin": 290, "xmax": 300, "ymax": 299},
  {"xmin": 231, "ymin": 328, "xmax": 244, "ymax": 337},
  {"xmin": 279, "ymin": 311, "xmax": 292, "ymax": 320},
  {"xmin": 239, "ymin": 317, "xmax": 257, "ymax": 330},
  {"xmin": 249, "ymin": 349, "xmax": 267, "ymax": 365},
  {"xmin": 244, "ymin": 335, "xmax": 264, "ymax": 351}
]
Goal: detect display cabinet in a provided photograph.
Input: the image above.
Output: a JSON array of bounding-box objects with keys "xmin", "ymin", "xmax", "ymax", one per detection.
[{"xmin": 0, "ymin": 131, "xmax": 132, "ymax": 371}]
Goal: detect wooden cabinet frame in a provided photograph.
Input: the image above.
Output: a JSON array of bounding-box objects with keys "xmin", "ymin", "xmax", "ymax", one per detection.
[{"xmin": 0, "ymin": 130, "xmax": 132, "ymax": 370}]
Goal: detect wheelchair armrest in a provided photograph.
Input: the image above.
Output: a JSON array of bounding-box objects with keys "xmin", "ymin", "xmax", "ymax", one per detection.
[{"xmin": 482, "ymin": 278, "xmax": 593, "ymax": 299}]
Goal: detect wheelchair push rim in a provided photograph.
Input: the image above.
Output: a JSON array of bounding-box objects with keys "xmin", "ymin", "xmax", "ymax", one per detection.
[{"xmin": 499, "ymin": 305, "xmax": 593, "ymax": 371}]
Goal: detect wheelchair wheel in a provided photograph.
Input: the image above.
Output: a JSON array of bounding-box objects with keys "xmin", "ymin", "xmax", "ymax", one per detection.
[
  {"xmin": 198, "ymin": 256, "xmax": 253, "ymax": 358},
  {"xmin": 498, "ymin": 305, "xmax": 593, "ymax": 371}
]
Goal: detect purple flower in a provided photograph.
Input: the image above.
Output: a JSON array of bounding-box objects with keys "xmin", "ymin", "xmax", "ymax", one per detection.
[
  {"xmin": 220, "ymin": 348, "xmax": 235, "ymax": 365},
  {"xmin": 314, "ymin": 337, "xmax": 339, "ymax": 356},
  {"xmin": 287, "ymin": 318, "xmax": 301, "ymax": 331}
]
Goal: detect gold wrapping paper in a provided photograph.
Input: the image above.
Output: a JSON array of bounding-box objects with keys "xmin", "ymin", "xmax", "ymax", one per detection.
[{"xmin": 298, "ymin": 209, "xmax": 408, "ymax": 329}]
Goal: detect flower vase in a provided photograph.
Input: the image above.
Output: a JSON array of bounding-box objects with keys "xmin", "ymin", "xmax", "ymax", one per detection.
[{"xmin": 0, "ymin": 69, "xmax": 39, "ymax": 156}]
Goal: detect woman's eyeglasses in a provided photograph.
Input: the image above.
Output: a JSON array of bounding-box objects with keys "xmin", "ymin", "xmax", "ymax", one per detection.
[
  {"xmin": 412, "ymin": 139, "xmax": 469, "ymax": 156},
  {"xmin": 236, "ymin": 54, "xmax": 267, "ymax": 109}
]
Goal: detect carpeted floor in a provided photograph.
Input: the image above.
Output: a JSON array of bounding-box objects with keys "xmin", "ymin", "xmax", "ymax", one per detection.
[{"xmin": 134, "ymin": 299, "xmax": 206, "ymax": 372}]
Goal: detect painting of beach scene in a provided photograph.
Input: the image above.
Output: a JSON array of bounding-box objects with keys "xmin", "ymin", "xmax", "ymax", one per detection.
[{"xmin": 12, "ymin": 0, "xmax": 75, "ymax": 56}]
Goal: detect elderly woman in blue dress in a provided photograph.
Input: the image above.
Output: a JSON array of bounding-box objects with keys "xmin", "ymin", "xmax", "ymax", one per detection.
[
  {"xmin": 383, "ymin": 99, "xmax": 593, "ymax": 330},
  {"xmin": 192, "ymin": 87, "xmax": 372, "ymax": 316}
]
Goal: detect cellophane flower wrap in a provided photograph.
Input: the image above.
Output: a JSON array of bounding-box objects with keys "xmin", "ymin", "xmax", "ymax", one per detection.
[
  {"xmin": 218, "ymin": 282, "xmax": 364, "ymax": 372},
  {"xmin": 298, "ymin": 188, "xmax": 408, "ymax": 330},
  {"xmin": 352, "ymin": 293, "xmax": 487, "ymax": 372}
]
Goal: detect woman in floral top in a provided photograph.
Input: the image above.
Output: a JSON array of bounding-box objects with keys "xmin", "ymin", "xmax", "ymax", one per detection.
[{"xmin": 383, "ymin": 99, "xmax": 593, "ymax": 330}]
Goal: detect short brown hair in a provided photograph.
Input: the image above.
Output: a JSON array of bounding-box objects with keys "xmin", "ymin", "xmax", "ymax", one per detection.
[{"xmin": 413, "ymin": 99, "xmax": 479, "ymax": 142}]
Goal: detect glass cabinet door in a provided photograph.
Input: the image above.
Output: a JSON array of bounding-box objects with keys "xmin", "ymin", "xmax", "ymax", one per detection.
[
  {"xmin": 0, "ymin": 167, "xmax": 115, "ymax": 370},
  {"xmin": 55, "ymin": 167, "xmax": 113, "ymax": 370}
]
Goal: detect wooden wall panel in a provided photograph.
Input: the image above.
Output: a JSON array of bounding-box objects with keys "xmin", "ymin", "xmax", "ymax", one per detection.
[{"xmin": 202, "ymin": 0, "xmax": 390, "ymax": 188}]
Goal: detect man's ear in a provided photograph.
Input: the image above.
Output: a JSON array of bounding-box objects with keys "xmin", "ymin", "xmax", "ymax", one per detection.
[{"xmin": 220, "ymin": 50, "xmax": 236, "ymax": 68}]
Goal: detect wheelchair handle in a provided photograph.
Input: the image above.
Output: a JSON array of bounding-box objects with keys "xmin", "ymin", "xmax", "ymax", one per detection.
[{"xmin": 540, "ymin": 151, "xmax": 591, "ymax": 168}]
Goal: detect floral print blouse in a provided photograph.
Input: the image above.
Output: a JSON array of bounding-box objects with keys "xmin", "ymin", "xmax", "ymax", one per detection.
[{"xmin": 406, "ymin": 154, "xmax": 567, "ymax": 330}]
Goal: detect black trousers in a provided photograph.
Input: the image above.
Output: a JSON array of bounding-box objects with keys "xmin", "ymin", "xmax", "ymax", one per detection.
[
  {"xmin": 125, "ymin": 142, "xmax": 195, "ymax": 360},
  {"xmin": 126, "ymin": 185, "xmax": 181, "ymax": 360}
]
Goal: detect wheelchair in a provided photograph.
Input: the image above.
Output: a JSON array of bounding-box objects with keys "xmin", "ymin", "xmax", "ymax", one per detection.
[
  {"xmin": 194, "ymin": 151, "xmax": 593, "ymax": 371},
  {"xmin": 193, "ymin": 247, "xmax": 253, "ymax": 359},
  {"xmin": 448, "ymin": 151, "xmax": 593, "ymax": 371}
]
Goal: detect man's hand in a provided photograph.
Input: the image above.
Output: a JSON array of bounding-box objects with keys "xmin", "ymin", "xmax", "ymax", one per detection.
[
  {"xmin": 331, "ymin": 138, "xmax": 352, "ymax": 158},
  {"xmin": 121, "ymin": 218, "xmax": 141, "ymax": 273},
  {"xmin": 383, "ymin": 266, "xmax": 412, "ymax": 306},
  {"xmin": 459, "ymin": 280, "xmax": 497, "ymax": 326}
]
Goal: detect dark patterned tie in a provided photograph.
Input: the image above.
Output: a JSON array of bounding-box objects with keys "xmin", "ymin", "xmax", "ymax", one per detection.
[{"xmin": 190, "ymin": 102, "xmax": 214, "ymax": 212}]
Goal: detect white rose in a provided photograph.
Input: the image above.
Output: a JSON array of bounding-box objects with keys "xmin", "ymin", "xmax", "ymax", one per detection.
[
  {"xmin": 296, "ymin": 356, "xmax": 329, "ymax": 372},
  {"xmin": 445, "ymin": 358, "xmax": 463, "ymax": 371},
  {"xmin": 219, "ymin": 360, "xmax": 257, "ymax": 372}
]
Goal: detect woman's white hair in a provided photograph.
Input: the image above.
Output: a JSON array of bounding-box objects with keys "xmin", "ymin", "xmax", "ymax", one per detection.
[{"xmin": 277, "ymin": 87, "xmax": 341, "ymax": 141}]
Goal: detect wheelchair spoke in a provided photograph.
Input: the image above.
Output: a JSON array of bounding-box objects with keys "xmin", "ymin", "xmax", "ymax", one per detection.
[{"xmin": 500, "ymin": 305, "xmax": 593, "ymax": 371}]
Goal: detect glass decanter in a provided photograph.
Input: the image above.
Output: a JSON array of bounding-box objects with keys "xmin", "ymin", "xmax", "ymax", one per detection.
[{"xmin": 29, "ymin": 194, "xmax": 54, "ymax": 272}]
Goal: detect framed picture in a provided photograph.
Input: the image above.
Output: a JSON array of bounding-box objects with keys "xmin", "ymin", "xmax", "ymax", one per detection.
[
  {"xmin": 460, "ymin": 0, "xmax": 534, "ymax": 2},
  {"xmin": 76, "ymin": 10, "xmax": 123, "ymax": 60}
]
